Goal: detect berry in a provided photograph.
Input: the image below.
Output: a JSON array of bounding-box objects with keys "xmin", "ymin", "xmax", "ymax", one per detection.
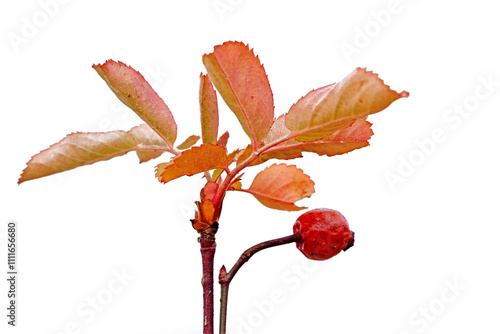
[{"xmin": 293, "ymin": 208, "xmax": 354, "ymax": 261}]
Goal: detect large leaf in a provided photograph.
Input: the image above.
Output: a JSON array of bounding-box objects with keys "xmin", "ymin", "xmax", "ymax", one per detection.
[
  {"xmin": 128, "ymin": 124, "xmax": 169, "ymax": 163},
  {"xmin": 156, "ymin": 144, "xmax": 228, "ymax": 184},
  {"xmin": 203, "ymin": 41, "xmax": 274, "ymax": 145},
  {"xmin": 93, "ymin": 60, "xmax": 177, "ymax": 146},
  {"xmin": 236, "ymin": 164, "xmax": 315, "ymax": 211},
  {"xmin": 285, "ymin": 68, "xmax": 408, "ymax": 142},
  {"xmin": 199, "ymin": 74, "xmax": 219, "ymax": 144},
  {"xmin": 264, "ymin": 116, "xmax": 373, "ymax": 163},
  {"xmin": 299, "ymin": 118, "xmax": 373, "ymax": 155},
  {"xmin": 237, "ymin": 116, "xmax": 373, "ymax": 166},
  {"xmin": 19, "ymin": 131, "xmax": 137, "ymax": 184}
]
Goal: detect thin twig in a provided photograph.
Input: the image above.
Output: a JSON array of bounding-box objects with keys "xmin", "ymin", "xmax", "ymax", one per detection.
[{"xmin": 218, "ymin": 233, "xmax": 301, "ymax": 334}]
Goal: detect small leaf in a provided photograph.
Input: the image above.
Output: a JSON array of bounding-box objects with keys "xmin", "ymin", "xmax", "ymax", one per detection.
[
  {"xmin": 227, "ymin": 148, "xmax": 243, "ymax": 165},
  {"xmin": 192, "ymin": 198, "xmax": 216, "ymax": 232},
  {"xmin": 236, "ymin": 164, "xmax": 315, "ymax": 211},
  {"xmin": 128, "ymin": 124, "xmax": 169, "ymax": 163},
  {"xmin": 203, "ymin": 41, "xmax": 274, "ymax": 145},
  {"xmin": 217, "ymin": 131, "xmax": 230, "ymax": 151},
  {"xmin": 228, "ymin": 181, "xmax": 242, "ymax": 191},
  {"xmin": 177, "ymin": 135, "xmax": 201, "ymax": 150},
  {"xmin": 156, "ymin": 145, "xmax": 228, "ymax": 184},
  {"xmin": 93, "ymin": 60, "xmax": 177, "ymax": 146},
  {"xmin": 19, "ymin": 131, "xmax": 137, "ymax": 184},
  {"xmin": 236, "ymin": 145, "xmax": 253, "ymax": 166},
  {"xmin": 285, "ymin": 68, "xmax": 408, "ymax": 142},
  {"xmin": 199, "ymin": 74, "xmax": 219, "ymax": 144},
  {"xmin": 212, "ymin": 169, "xmax": 224, "ymax": 181},
  {"xmin": 201, "ymin": 181, "xmax": 219, "ymax": 202}
]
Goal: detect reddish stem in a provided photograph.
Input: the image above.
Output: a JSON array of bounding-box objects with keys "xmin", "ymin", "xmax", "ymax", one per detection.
[{"xmin": 199, "ymin": 232, "xmax": 217, "ymax": 334}]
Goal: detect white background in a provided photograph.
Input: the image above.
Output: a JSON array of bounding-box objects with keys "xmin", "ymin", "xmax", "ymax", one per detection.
[{"xmin": 1, "ymin": 1, "xmax": 499, "ymax": 334}]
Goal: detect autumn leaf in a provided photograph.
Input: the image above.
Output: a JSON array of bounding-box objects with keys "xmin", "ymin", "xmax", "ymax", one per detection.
[
  {"xmin": 18, "ymin": 131, "xmax": 137, "ymax": 184},
  {"xmin": 193, "ymin": 198, "xmax": 216, "ymax": 231},
  {"xmin": 93, "ymin": 60, "xmax": 177, "ymax": 146},
  {"xmin": 298, "ymin": 118, "xmax": 373, "ymax": 156},
  {"xmin": 203, "ymin": 41, "xmax": 274, "ymax": 146},
  {"xmin": 199, "ymin": 74, "xmax": 219, "ymax": 144},
  {"xmin": 128, "ymin": 124, "xmax": 170, "ymax": 163},
  {"xmin": 217, "ymin": 131, "xmax": 230, "ymax": 151},
  {"xmin": 233, "ymin": 164, "xmax": 315, "ymax": 211},
  {"xmin": 227, "ymin": 148, "xmax": 244, "ymax": 165},
  {"xmin": 285, "ymin": 67, "xmax": 408, "ymax": 142},
  {"xmin": 177, "ymin": 135, "xmax": 201, "ymax": 150},
  {"xmin": 236, "ymin": 145, "xmax": 253, "ymax": 166},
  {"xmin": 250, "ymin": 116, "xmax": 373, "ymax": 165},
  {"xmin": 156, "ymin": 144, "xmax": 228, "ymax": 184}
]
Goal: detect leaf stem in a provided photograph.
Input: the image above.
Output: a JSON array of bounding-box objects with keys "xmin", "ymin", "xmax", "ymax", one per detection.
[
  {"xmin": 131, "ymin": 144, "xmax": 181, "ymax": 156},
  {"xmin": 218, "ymin": 233, "xmax": 301, "ymax": 334},
  {"xmin": 212, "ymin": 151, "xmax": 259, "ymax": 213}
]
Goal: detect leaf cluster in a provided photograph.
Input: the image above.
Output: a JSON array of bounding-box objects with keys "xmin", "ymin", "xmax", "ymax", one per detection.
[{"xmin": 19, "ymin": 42, "xmax": 408, "ymax": 231}]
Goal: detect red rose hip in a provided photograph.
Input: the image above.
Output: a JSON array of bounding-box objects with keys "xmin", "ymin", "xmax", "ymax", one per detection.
[{"xmin": 293, "ymin": 208, "xmax": 354, "ymax": 260}]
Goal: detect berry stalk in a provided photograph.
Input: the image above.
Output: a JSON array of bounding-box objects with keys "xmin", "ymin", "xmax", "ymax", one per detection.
[{"xmin": 218, "ymin": 233, "xmax": 302, "ymax": 334}]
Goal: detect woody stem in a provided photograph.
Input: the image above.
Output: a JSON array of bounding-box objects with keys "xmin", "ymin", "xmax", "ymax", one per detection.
[
  {"xmin": 199, "ymin": 230, "xmax": 217, "ymax": 334},
  {"xmin": 218, "ymin": 233, "xmax": 301, "ymax": 334}
]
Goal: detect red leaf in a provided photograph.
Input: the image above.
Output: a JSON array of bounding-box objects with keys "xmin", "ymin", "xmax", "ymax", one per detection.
[
  {"xmin": 285, "ymin": 68, "xmax": 408, "ymax": 142},
  {"xmin": 93, "ymin": 60, "xmax": 177, "ymax": 146},
  {"xmin": 203, "ymin": 41, "xmax": 274, "ymax": 146},
  {"xmin": 19, "ymin": 131, "xmax": 137, "ymax": 184},
  {"xmin": 156, "ymin": 145, "xmax": 228, "ymax": 184},
  {"xmin": 299, "ymin": 118, "xmax": 373, "ymax": 156},
  {"xmin": 199, "ymin": 74, "xmax": 219, "ymax": 144},
  {"xmin": 238, "ymin": 116, "xmax": 373, "ymax": 166},
  {"xmin": 261, "ymin": 116, "xmax": 373, "ymax": 163},
  {"xmin": 217, "ymin": 131, "xmax": 230, "ymax": 151},
  {"xmin": 236, "ymin": 164, "xmax": 315, "ymax": 211}
]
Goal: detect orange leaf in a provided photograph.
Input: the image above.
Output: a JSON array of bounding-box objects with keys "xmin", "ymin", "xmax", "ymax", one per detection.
[
  {"xmin": 203, "ymin": 41, "xmax": 274, "ymax": 146},
  {"xmin": 192, "ymin": 198, "xmax": 216, "ymax": 232},
  {"xmin": 199, "ymin": 74, "xmax": 219, "ymax": 144},
  {"xmin": 93, "ymin": 60, "xmax": 177, "ymax": 146},
  {"xmin": 156, "ymin": 145, "xmax": 228, "ymax": 184},
  {"xmin": 237, "ymin": 164, "xmax": 315, "ymax": 211},
  {"xmin": 19, "ymin": 131, "xmax": 137, "ymax": 184},
  {"xmin": 285, "ymin": 68, "xmax": 408, "ymax": 142},
  {"xmin": 299, "ymin": 118, "xmax": 373, "ymax": 156},
  {"xmin": 256, "ymin": 116, "xmax": 373, "ymax": 164},
  {"xmin": 128, "ymin": 124, "xmax": 169, "ymax": 163},
  {"xmin": 177, "ymin": 135, "xmax": 201, "ymax": 150},
  {"xmin": 227, "ymin": 148, "xmax": 243, "ymax": 165},
  {"xmin": 236, "ymin": 145, "xmax": 253, "ymax": 166}
]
